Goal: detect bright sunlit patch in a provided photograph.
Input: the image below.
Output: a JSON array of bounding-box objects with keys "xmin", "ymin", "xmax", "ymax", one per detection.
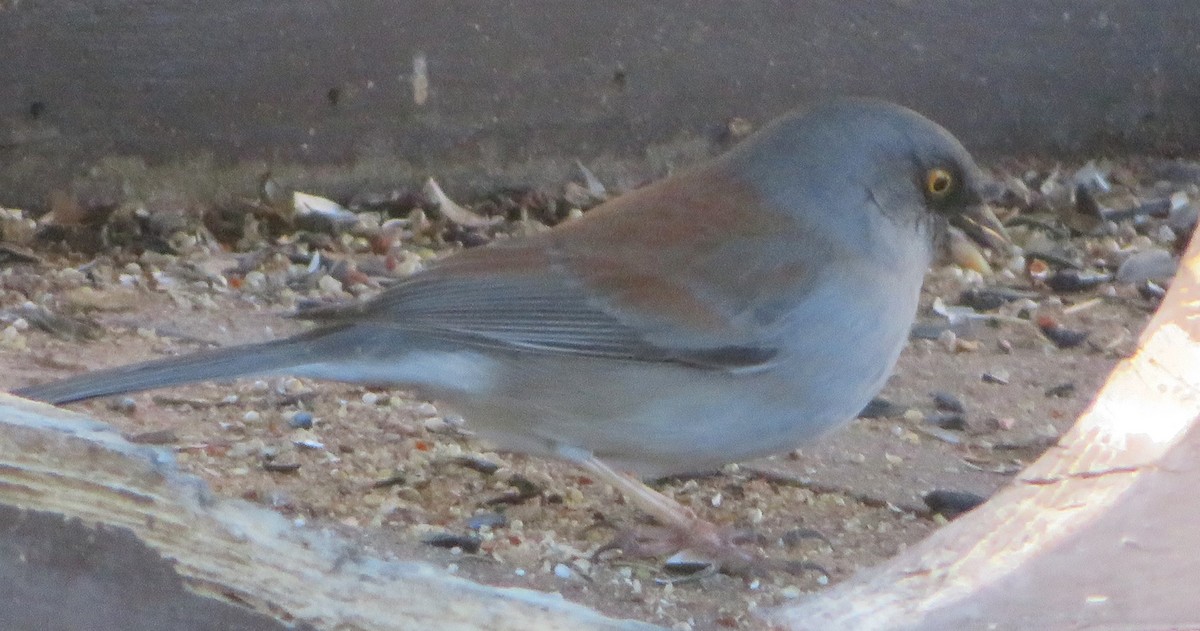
[{"xmin": 1092, "ymin": 324, "xmax": 1198, "ymax": 450}]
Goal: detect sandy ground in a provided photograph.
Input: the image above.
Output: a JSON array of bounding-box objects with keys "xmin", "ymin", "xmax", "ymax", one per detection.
[{"xmin": 0, "ymin": 159, "xmax": 1178, "ymax": 628}]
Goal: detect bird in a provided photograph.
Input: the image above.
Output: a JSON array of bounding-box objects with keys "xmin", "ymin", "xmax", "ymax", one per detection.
[{"xmin": 13, "ymin": 98, "xmax": 1006, "ymax": 574}]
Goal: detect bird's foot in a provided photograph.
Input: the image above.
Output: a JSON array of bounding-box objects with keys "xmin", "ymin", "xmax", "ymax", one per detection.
[
  {"xmin": 593, "ymin": 522, "xmax": 827, "ymax": 580},
  {"xmin": 572, "ymin": 455, "xmax": 827, "ymax": 579}
]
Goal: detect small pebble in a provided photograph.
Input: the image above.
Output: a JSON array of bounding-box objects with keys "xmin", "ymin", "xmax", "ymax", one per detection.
[
  {"xmin": 926, "ymin": 412, "xmax": 967, "ymax": 431},
  {"xmin": 663, "ymin": 551, "xmax": 714, "ymax": 575},
  {"xmin": 265, "ymin": 490, "xmax": 294, "ymax": 508},
  {"xmin": 1138, "ymin": 280, "xmax": 1166, "ymax": 301},
  {"xmin": 243, "ymin": 271, "xmax": 267, "ymax": 289},
  {"xmin": 0, "ymin": 326, "xmax": 25, "ymax": 349},
  {"xmin": 413, "ymin": 402, "xmax": 438, "ymax": 416},
  {"xmin": 918, "ymin": 426, "xmax": 963, "ymax": 445},
  {"xmin": 465, "ymin": 511, "xmax": 507, "ymax": 530},
  {"xmin": 991, "ymin": 417, "xmax": 1017, "ymax": 431},
  {"xmin": 958, "ymin": 287, "xmax": 1024, "ymax": 311},
  {"xmin": 289, "ymin": 410, "xmax": 314, "ymax": 429},
  {"xmin": 1038, "ymin": 317, "xmax": 1089, "ymax": 349},
  {"xmin": 931, "ymin": 391, "xmax": 966, "ymax": 413},
  {"xmin": 125, "ymin": 428, "xmax": 177, "ymax": 444},
  {"xmin": 1044, "ymin": 382, "xmax": 1076, "ymax": 398},
  {"xmin": 106, "ymin": 396, "xmax": 138, "ymax": 415},
  {"xmin": 451, "ymin": 455, "xmax": 501, "ymax": 475},
  {"xmin": 1116, "ymin": 248, "xmax": 1176, "ymax": 284},
  {"xmin": 937, "ymin": 329, "xmax": 958, "ymax": 352},
  {"xmin": 1168, "ymin": 193, "xmax": 1197, "ymax": 230},
  {"xmin": 782, "ymin": 530, "xmax": 830, "ymax": 549},
  {"xmin": 982, "ymin": 370, "xmax": 1010, "ymax": 385},
  {"xmin": 423, "ymin": 533, "xmax": 481, "ymax": 554},
  {"xmin": 924, "ymin": 489, "xmax": 987, "ymax": 518},
  {"xmin": 781, "ymin": 586, "xmax": 803, "ymax": 599},
  {"xmin": 423, "ymin": 417, "xmax": 452, "ymax": 433},
  {"xmin": 1045, "ymin": 269, "xmax": 1110, "ymax": 293},
  {"xmin": 553, "ymin": 563, "xmax": 572, "ymax": 579},
  {"xmin": 858, "ymin": 397, "xmax": 908, "ymax": 418},
  {"xmin": 263, "ymin": 461, "xmax": 302, "ymax": 474},
  {"xmin": 317, "ymin": 274, "xmax": 344, "ymax": 295},
  {"xmin": 954, "ymin": 338, "xmax": 981, "ymax": 352},
  {"xmin": 370, "ymin": 472, "xmax": 406, "ymax": 488},
  {"xmin": 243, "ymin": 410, "xmax": 262, "ymax": 423},
  {"xmin": 279, "ymin": 377, "xmax": 306, "ymax": 394},
  {"xmin": 1010, "ymin": 298, "xmax": 1039, "ymax": 317}
]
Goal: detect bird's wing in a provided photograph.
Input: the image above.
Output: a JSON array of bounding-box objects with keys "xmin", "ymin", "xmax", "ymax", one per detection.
[{"xmin": 300, "ymin": 167, "xmax": 810, "ymax": 370}]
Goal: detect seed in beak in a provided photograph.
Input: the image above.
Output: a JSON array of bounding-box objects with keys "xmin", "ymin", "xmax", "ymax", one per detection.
[{"xmin": 947, "ymin": 227, "xmax": 993, "ymax": 274}]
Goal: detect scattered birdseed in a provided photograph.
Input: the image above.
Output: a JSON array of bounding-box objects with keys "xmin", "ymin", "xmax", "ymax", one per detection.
[{"xmin": 0, "ymin": 156, "xmax": 1164, "ymax": 628}]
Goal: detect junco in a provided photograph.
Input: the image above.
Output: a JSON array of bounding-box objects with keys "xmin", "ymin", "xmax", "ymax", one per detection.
[{"xmin": 14, "ymin": 98, "xmax": 1004, "ymax": 573}]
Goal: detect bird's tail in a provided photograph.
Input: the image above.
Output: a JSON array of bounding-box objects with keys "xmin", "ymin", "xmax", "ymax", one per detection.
[{"xmin": 14, "ymin": 328, "xmax": 343, "ymax": 404}]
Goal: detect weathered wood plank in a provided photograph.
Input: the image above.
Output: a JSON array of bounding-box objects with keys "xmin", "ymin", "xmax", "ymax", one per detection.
[{"xmin": 0, "ymin": 395, "xmax": 662, "ymax": 631}]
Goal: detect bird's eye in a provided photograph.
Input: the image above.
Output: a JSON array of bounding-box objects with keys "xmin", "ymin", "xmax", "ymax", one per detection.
[{"xmin": 925, "ymin": 168, "xmax": 954, "ymax": 199}]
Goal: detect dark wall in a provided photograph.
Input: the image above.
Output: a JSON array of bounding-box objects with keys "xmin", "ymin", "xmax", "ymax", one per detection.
[{"xmin": 1, "ymin": 1, "xmax": 1198, "ymax": 205}]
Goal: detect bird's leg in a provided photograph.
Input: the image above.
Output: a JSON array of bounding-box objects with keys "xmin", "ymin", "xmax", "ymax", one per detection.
[{"xmin": 575, "ymin": 455, "xmax": 761, "ymax": 575}]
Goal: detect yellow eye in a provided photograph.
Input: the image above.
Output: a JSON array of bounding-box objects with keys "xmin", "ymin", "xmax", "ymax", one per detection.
[{"xmin": 926, "ymin": 168, "xmax": 954, "ymax": 198}]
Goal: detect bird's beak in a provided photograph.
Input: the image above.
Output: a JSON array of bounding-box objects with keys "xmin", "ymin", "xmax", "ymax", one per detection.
[
  {"xmin": 946, "ymin": 182, "xmax": 1011, "ymax": 274},
  {"xmin": 952, "ymin": 203, "xmax": 1010, "ymax": 253}
]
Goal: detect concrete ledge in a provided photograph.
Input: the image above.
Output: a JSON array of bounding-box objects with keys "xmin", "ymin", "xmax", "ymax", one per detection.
[{"xmin": 2, "ymin": 1, "xmax": 1198, "ymax": 206}]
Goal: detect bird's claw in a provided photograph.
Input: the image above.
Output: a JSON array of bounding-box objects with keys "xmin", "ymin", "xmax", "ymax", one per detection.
[{"xmin": 593, "ymin": 523, "xmax": 828, "ymax": 580}]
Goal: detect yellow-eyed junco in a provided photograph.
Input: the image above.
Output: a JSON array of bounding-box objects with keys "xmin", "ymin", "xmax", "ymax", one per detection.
[{"xmin": 14, "ymin": 98, "xmax": 1005, "ymax": 573}]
